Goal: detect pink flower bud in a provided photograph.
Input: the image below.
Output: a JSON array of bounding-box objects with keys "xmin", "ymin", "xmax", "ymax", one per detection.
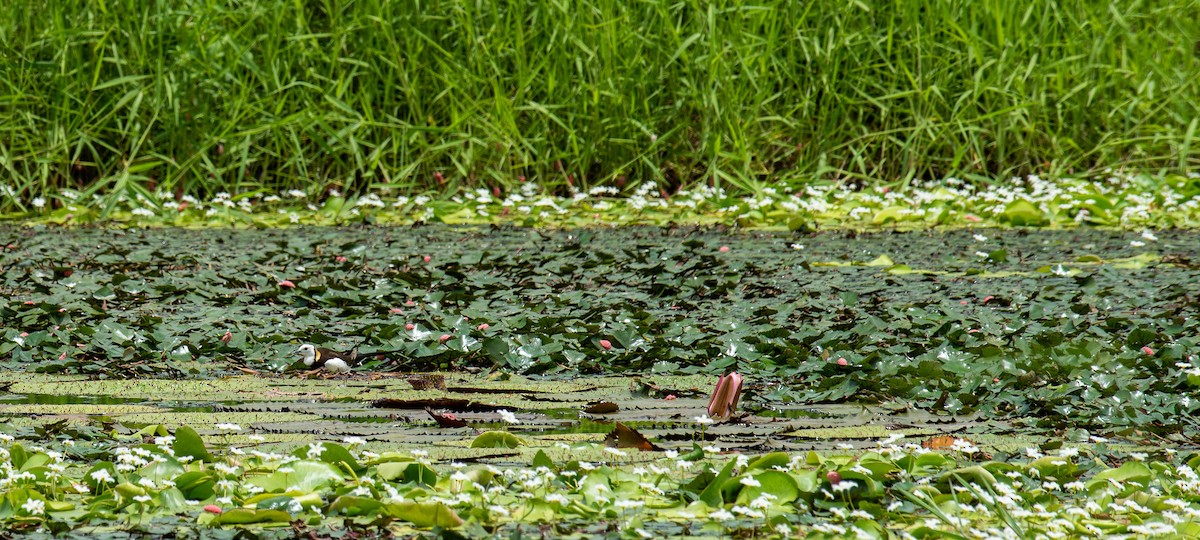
[
  {"xmin": 405, "ymin": 323, "xmax": 415, "ymax": 331},
  {"xmin": 1142, "ymin": 346, "xmax": 1154, "ymax": 355},
  {"xmin": 599, "ymin": 339, "xmax": 612, "ymax": 350},
  {"xmin": 439, "ymin": 334, "xmax": 451, "ymax": 343},
  {"xmin": 203, "ymin": 505, "xmax": 222, "ymax": 514},
  {"xmin": 826, "ymin": 471, "xmax": 842, "ymax": 484},
  {"xmin": 335, "ymin": 256, "xmax": 347, "ymax": 263},
  {"xmin": 707, "ymin": 372, "xmax": 743, "ymax": 420},
  {"xmin": 389, "ymin": 308, "xmax": 404, "ymax": 314},
  {"xmin": 718, "ymin": 245, "xmax": 731, "ymax": 253},
  {"xmin": 423, "ymin": 255, "xmax": 432, "ymax": 263},
  {"xmin": 477, "ymin": 323, "xmax": 489, "ymax": 330},
  {"xmin": 278, "ymin": 280, "xmax": 295, "ymax": 288},
  {"xmin": 837, "ymin": 358, "xmax": 848, "ymax": 366},
  {"xmin": 220, "ymin": 331, "xmax": 232, "ymax": 345}
]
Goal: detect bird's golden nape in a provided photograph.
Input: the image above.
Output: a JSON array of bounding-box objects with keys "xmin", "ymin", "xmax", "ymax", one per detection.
[{"xmin": 297, "ymin": 343, "xmax": 354, "ymax": 373}]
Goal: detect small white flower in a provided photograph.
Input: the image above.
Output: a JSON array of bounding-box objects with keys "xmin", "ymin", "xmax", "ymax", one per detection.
[
  {"xmin": 739, "ymin": 475, "xmax": 761, "ymax": 487},
  {"xmin": 90, "ymin": 469, "xmax": 113, "ymax": 483},
  {"xmin": 973, "ymin": 234, "xmax": 987, "ymax": 242},
  {"xmin": 32, "ymin": 197, "xmax": 46, "ymax": 209},
  {"xmin": 603, "ymin": 447, "xmax": 627, "ymax": 457},
  {"xmin": 498, "ymin": 410, "xmax": 520, "ymax": 424},
  {"xmin": 215, "ymin": 423, "xmax": 242, "ymax": 431},
  {"xmin": 21, "ymin": 498, "xmax": 45, "ymax": 515},
  {"xmin": 693, "ymin": 414, "xmax": 715, "ymax": 425},
  {"xmin": 831, "ymin": 480, "xmax": 857, "ymax": 492}
]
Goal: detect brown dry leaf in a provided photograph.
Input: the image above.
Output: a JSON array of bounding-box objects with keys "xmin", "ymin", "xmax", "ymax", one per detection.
[
  {"xmin": 603, "ymin": 422, "xmax": 661, "ymax": 451},
  {"xmin": 584, "ymin": 401, "xmax": 619, "ymax": 414}
]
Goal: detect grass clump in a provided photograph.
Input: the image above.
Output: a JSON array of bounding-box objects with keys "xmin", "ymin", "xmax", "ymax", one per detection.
[{"xmin": 1, "ymin": 0, "xmax": 1198, "ymax": 213}]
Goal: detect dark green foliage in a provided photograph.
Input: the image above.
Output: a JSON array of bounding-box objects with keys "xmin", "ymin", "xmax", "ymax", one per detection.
[{"xmin": 2, "ymin": 225, "xmax": 1198, "ymax": 434}]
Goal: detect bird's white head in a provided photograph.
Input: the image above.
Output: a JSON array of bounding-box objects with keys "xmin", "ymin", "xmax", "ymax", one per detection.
[{"xmin": 297, "ymin": 344, "xmax": 317, "ymax": 366}]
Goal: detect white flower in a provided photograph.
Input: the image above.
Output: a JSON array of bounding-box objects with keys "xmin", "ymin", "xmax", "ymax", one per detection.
[
  {"xmin": 32, "ymin": 197, "xmax": 46, "ymax": 209},
  {"xmin": 90, "ymin": 469, "xmax": 114, "ymax": 483},
  {"xmin": 831, "ymin": 480, "xmax": 857, "ymax": 492},
  {"xmin": 22, "ymin": 498, "xmax": 45, "ymax": 515},
  {"xmin": 708, "ymin": 508, "xmax": 736, "ymax": 521},
  {"xmin": 306, "ymin": 442, "xmax": 325, "ymax": 460},
  {"xmin": 215, "ymin": 423, "xmax": 242, "ymax": 431},
  {"xmin": 133, "ymin": 495, "xmax": 152, "ymax": 503},
  {"xmin": 739, "ymin": 475, "xmax": 761, "ymax": 487},
  {"xmin": 973, "ymin": 234, "xmax": 987, "ymax": 242},
  {"xmin": 498, "ymin": 410, "xmax": 520, "ymax": 424},
  {"xmin": 131, "ymin": 207, "xmax": 155, "ymax": 217},
  {"xmin": 693, "ymin": 414, "xmax": 715, "ymax": 425}
]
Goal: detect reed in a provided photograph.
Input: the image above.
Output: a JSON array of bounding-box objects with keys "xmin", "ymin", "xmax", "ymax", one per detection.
[{"xmin": 1, "ymin": 0, "xmax": 1197, "ymax": 211}]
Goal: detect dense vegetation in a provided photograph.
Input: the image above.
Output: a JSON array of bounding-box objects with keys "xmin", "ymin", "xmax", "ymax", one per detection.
[
  {"xmin": 3, "ymin": 0, "xmax": 1199, "ymax": 213},
  {"xmin": 5, "ymin": 226, "xmax": 1199, "ymax": 435}
]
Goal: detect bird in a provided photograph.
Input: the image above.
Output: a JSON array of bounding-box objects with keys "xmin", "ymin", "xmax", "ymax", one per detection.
[{"xmin": 296, "ymin": 343, "xmax": 357, "ymax": 373}]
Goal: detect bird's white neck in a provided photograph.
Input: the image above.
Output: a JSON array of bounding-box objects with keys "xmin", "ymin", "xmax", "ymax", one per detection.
[{"xmin": 301, "ymin": 349, "xmax": 317, "ymax": 366}]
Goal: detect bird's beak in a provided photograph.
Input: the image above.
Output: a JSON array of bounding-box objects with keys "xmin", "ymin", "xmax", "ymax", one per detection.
[{"xmin": 296, "ymin": 347, "xmax": 305, "ymax": 355}]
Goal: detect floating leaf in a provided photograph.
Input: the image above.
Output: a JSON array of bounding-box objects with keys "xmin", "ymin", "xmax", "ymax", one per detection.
[{"xmin": 470, "ymin": 431, "xmax": 523, "ymax": 449}]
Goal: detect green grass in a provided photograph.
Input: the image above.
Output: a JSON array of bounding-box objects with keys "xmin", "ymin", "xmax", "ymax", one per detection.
[{"xmin": 1, "ymin": 0, "xmax": 1198, "ymax": 212}]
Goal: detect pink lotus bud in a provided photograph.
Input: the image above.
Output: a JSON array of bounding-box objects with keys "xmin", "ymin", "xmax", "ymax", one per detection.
[
  {"xmin": 1142, "ymin": 346, "xmax": 1154, "ymax": 355},
  {"xmin": 964, "ymin": 214, "xmax": 982, "ymax": 222},
  {"xmin": 220, "ymin": 331, "xmax": 232, "ymax": 345},
  {"xmin": 599, "ymin": 339, "xmax": 612, "ymax": 350},
  {"xmin": 203, "ymin": 505, "xmax": 222, "ymax": 514},
  {"xmin": 718, "ymin": 246, "xmax": 730, "ymax": 253},
  {"xmin": 405, "ymin": 323, "xmax": 415, "ymax": 331},
  {"xmin": 836, "ymin": 357, "xmax": 848, "ymax": 366},
  {"xmin": 439, "ymin": 334, "xmax": 451, "ymax": 343},
  {"xmin": 707, "ymin": 372, "xmax": 743, "ymax": 420},
  {"xmin": 477, "ymin": 323, "xmax": 489, "ymax": 330},
  {"xmin": 59, "ymin": 352, "xmax": 67, "ymax": 360},
  {"xmin": 405, "ymin": 300, "xmax": 416, "ymax": 306},
  {"xmin": 23, "ymin": 301, "xmax": 34, "ymax": 305},
  {"xmin": 826, "ymin": 471, "xmax": 842, "ymax": 484},
  {"xmin": 423, "ymin": 255, "xmax": 432, "ymax": 263},
  {"xmin": 389, "ymin": 308, "xmax": 404, "ymax": 314},
  {"xmin": 278, "ymin": 280, "xmax": 295, "ymax": 288},
  {"xmin": 20, "ymin": 332, "xmax": 28, "ymax": 337},
  {"xmin": 664, "ymin": 394, "xmax": 677, "ymax": 400},
  {"xmin": 335, "ymin": 256, "xmax": 347, "ymax": 263}
]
